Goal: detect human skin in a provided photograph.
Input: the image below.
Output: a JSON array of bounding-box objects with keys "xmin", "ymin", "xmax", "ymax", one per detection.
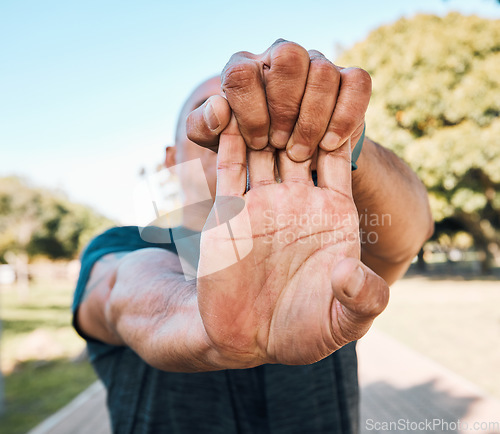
[
  {"xmin": 77, "ymin": 106, "xmax": 389, "ymax": 371},
  {"xmin": 187, "ymin": 41, "xmax": 433, "ymax": 284},
  {"xmin": 196, "ymin": 113, "xmax": 383, "ymax": 367},
  {"xmin": 76, "ymin": 41, "xmax": 433, "ymax": 372},
  {"xmin": 187, "ymin": 39, "xmax": 370, "ymax": 162}
]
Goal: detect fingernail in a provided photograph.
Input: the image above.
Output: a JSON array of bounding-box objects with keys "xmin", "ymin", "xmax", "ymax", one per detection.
[
  {"xmin": 321, "ymin": 132, "xmax": 341, "ymax": 151},
  {"xmin": 270, "ymin": 130, "xmax": 289, "ymax": 149},
  {"xmin": 288, "ymin": 144, "xmax": 310, "ymax": 161},
  {"xmin": 345, "ymin": 266, "xmax": 364, "ymax": 298},
  {"xmin": 203, "ymin": 101, "xmax": 220, "ymax": 131},
  {"xmin": 252, "ymin": 135, "xmax": 269, "ymax": 150}
]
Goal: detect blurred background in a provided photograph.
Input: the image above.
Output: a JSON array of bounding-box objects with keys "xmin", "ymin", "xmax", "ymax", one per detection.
[{"xmin": 1, "ymin": 0, "xmax": 499, "ymax": 432}]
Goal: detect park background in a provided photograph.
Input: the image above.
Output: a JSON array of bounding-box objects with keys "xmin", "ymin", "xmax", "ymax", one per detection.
[{"xmin": 1, "ymin": 0, "xmax": 499, "ymax": 432}]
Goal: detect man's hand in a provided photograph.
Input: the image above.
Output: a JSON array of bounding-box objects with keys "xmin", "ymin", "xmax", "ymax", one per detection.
[
  {"xmin": 197, "ymin": 115, "xmax": 389, "ymax": 368},
  {"xmin": 186, "ymin": 39, "xmax": 371, "ymax": 162}
]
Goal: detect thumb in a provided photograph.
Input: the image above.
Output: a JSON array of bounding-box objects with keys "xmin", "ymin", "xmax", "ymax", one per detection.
[
  {"xmin": 186, "ymin": 95, "xmax": 231, "ymax": 152},
  {"xmin": 330, "ymin": 258, "xmax": 389, "ymax": 340}
]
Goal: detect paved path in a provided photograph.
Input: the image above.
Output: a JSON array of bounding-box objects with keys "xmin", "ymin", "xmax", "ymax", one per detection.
[
  {"xmin": 27, "ymin": 381, "xmax": 110, "ymax": 434},
  {"xmin": 357, "ymin": 329, "xmax": 500, "ymax": 433},
  {"xmin": 28, "ymin": 329, "xmax": 500, "ymax": 434}
]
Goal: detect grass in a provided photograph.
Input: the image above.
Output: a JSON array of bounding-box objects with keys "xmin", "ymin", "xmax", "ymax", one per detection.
[
  {"xmin": 0, "ymin": 263, "xmax": 499, "ymax": 432},
  {"xmin": 0, "ymin": 279, "xmax": 98, "ymax": 433},
  {"xmin": 0, "ymin": 359, "xmax": 97, "ymax": 434},
  {"xmin": 374, "ymin": 265, "xmax": 500, "ymax": 399},
  {"xmin": 1, "ymin": 280, "xmax": 87, "ymax": 370}
]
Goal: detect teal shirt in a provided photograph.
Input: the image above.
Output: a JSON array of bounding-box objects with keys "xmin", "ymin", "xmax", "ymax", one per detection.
[{"xmin": 73, "ymin": 227, "xmax": 359, "ymax": 434}]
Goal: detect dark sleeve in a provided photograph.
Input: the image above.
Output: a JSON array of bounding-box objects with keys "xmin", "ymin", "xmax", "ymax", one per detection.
[{"xmin": 72, "ymin": 226, "xmax": 177, "ymax": 360}]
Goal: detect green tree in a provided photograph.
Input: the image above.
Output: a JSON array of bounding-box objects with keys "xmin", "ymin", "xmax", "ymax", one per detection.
[
  {"xmin": 0, "ymin": 177, "xmax": 114, "ymax": 293},
  {"xmin": 339, "ymin": 13, "xmax": 500, "ymax": 271}
]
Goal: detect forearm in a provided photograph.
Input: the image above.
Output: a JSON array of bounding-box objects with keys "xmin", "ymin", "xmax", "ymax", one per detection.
[
  {"xmin": 107, "ymin": 249, "xmax": 237, "ymax": 372},
  {"xmin": 79, "ymin": 248, "xmax": 229, "ymax": 373},
  {"xmin": 352, "ymin": 137, "xmax": 433, "ymax": 282}
]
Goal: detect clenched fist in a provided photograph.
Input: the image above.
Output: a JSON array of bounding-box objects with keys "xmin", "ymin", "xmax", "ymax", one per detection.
[{"xmin": 187, "ymin": 39, "xmax": 371, "ymax": 162}]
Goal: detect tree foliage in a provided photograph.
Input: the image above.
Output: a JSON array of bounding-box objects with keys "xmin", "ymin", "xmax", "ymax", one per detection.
[
  {"xmin": 0, "ymin": 176, "xmax": 114, "ymax": 262},
  {"xmin": 339, "ymin": 13, "xmax": 500, "ymax": 269}
]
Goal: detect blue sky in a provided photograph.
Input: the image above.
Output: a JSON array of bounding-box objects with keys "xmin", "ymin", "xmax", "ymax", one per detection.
[{"xmin": 1, "ymin": 0, "xmax": 499, "ymax": 223}]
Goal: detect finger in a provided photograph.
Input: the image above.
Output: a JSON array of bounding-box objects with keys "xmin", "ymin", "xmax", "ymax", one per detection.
[
  {"xmin": 261, "ymin": 40, "xmax": 310, "ymax": 149},
  {"xmin": 221, "ymin": 52, "xmax": 269, "ymax": 150},
  {"xmin": 248, "ymin": 145, "xmax": 276, "ymax": 189},
  {"xmin": 216, "ymin": 114, "xmax": 247, "ymax": 197},
  {"xmin": 316, "ymin": 138, "xmax": 352, "ymax": 197},
  {"xmin": 330, "ymin": 258, "xmax": 389, "ymax": 339},
  {"xmin": 277, "ymin": 149, "xmax": 313, "ymax": 186},
  {"xmin": 320, "ymin": 67, "xmax": 371, "ymax": 152},
  {"xmin": 186, "ymin": 95, "xmax": 231, "ymax": 152},
  {"xmin": 286, "ymin": 51, "xmax": 340, "ymax": 162}
]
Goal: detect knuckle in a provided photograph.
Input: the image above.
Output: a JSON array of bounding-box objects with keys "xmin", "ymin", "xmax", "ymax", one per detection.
[
  {"xmin": 344, "ymin": 67, "xmax": 372, "ymax": 93},
  {"xmin": 272, "ymin": 42, "xmax": 309, "ymax": 71},
  {"xmin": 221, "ymin": 60, "xmax": 258, "ymax": 91},
  {"xmin": 310, "ymin": 58, "xmax": 338, "ymax": 83}
]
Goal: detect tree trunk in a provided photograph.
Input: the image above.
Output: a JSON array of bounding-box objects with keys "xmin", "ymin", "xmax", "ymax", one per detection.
[
  {"xmin": 478, "ymin": 247, "xmax": 494, "ymax": 274},
  {"xmin": 416, "ymin": 247, "xmax": 427, "ymax": 271},
  {"xmin": 457, "ymin": 213, "xmax": 494, "ymax": 275}
]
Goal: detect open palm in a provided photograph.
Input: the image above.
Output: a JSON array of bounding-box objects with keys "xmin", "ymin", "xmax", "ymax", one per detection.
[{"xmin": 198, "ymin": 115, "xmax": 387, "ymax": 368}]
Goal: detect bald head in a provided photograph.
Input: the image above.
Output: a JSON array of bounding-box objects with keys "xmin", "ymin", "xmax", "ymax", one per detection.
[
  {"xmin": 165, "ymin": 76, "xmax": 222, "ymax": 206},
  {"xmin": 175, "ymin": 76, "xmax": 221, "ymax": 147}
]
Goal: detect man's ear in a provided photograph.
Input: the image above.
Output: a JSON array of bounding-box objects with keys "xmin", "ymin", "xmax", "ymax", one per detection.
[{"xmin": 165, "ymin": 146, "xmax": 177, "ymax": 174}]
